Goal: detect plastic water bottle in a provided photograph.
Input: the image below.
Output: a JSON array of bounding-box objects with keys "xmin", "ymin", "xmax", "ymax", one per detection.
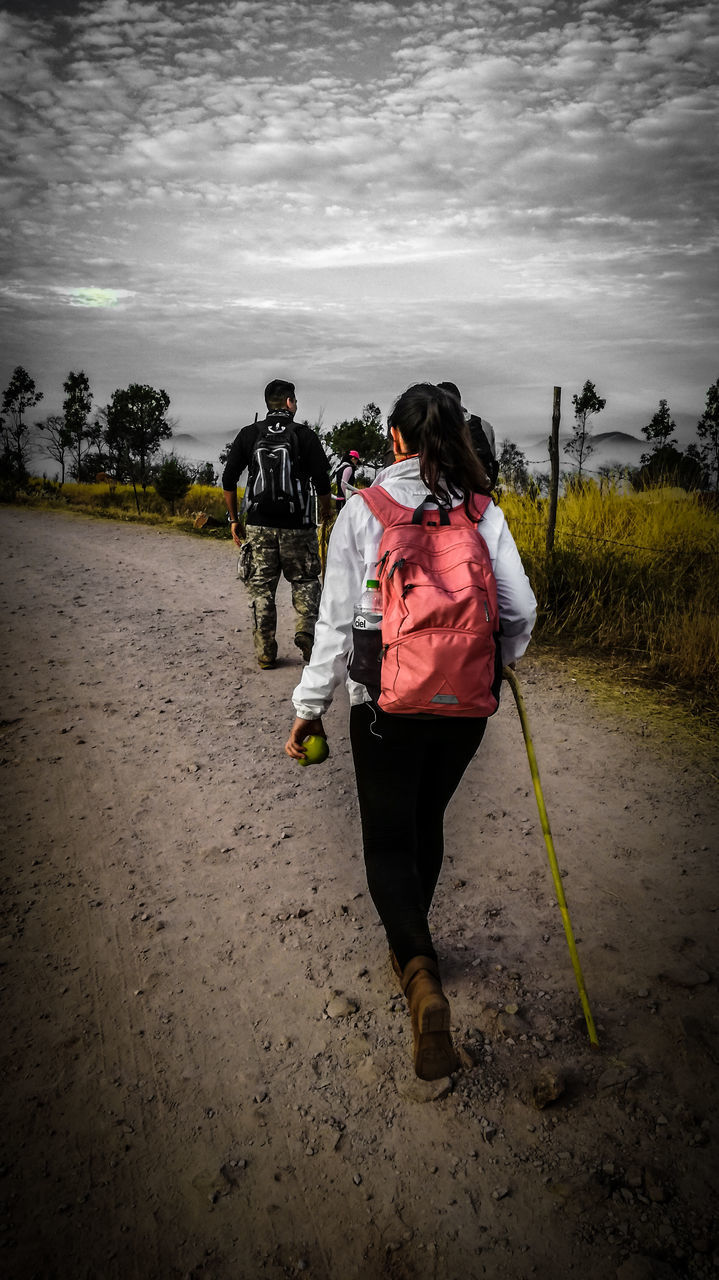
[
  {"xmin": 353, "ymin": 578, "xmax": 382, "ymax": 632},
  {"xmin": 349, "ymin": 579, "xmax": 383, "ymax": 690}
]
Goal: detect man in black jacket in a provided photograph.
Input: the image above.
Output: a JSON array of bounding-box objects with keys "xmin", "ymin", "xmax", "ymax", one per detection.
[
  {"xmin": 437, "ymin": 381, "xmax": 499, "ymax": 487},
  {"xmin": 222, "ymin": 379, "xmax": 332, "ymax": 669}
]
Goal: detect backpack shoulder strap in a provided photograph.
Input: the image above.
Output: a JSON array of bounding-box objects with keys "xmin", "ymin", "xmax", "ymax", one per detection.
[
  {"xmin": 358, "ymin": 485, "xmax": 413, "ymax": 528},
  {"xmin": 449, "ymin": 493, "xmax": 492, "ymax": 526}
]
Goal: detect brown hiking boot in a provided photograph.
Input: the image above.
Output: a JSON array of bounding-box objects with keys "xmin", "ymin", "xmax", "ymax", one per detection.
[{"xmin": 401, "ymin": 955, "xmax": 459, "ymax": 1081}]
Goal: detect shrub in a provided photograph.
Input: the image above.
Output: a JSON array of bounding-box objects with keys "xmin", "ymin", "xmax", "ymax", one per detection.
[
  {"xmin": 153, "ymin": 453, "xmax": 193, "ymax": 514},
  {"xmin": 177, "ymin": 483, "xmax": 228, "ymax": 520}
]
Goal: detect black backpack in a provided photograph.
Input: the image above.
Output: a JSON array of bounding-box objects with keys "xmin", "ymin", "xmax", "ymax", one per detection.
[
  {"xmin": 333, "ymin": 457, "xmax": 355, "ymax": 495},
  {"xmin": 468, "ymin": 415, "xmax": 499, "ymax": 487},
  {"xmin": 245, "ymin": 416, "xmax": 309, "ymax": 521}
]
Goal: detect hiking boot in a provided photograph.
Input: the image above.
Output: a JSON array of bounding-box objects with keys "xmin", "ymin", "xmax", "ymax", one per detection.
[
  {"xmin": 401, "ymin": 955, "xmax": 459, "ymax": 1081},
  {"xmin": 294, "ymin": 631, "xmax": 314, "ymax": 663},
  {"xmin": 255, "ymin": 637, "xmax": 277, "ymax": 669}
]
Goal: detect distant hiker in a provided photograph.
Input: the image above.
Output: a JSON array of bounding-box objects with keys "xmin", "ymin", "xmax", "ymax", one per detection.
[
  {"xmin": 333, "ymin": 450, "xmax": 360, "ymax": 513},
  {"xmin": 438, "ymin": 381, "xmax": 499, "ymax": 487},
  {"xmin": 223, "ymin": 379, "xmax": 332, "ymax": 670},
  {"xmin": 285, "ymin": 383, "xmax": 536, "ymax": 1080}
]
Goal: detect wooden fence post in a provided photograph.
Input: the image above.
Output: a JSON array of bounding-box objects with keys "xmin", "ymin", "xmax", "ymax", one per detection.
[{"xmin": 546, "ymin": 387, "xmax": 561, "ymax": 556}]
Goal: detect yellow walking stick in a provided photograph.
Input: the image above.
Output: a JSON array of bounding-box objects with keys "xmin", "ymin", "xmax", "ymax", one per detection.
[{"xmin": 503, "ymin": 666, "xmax": 599, "ymax": 1048}]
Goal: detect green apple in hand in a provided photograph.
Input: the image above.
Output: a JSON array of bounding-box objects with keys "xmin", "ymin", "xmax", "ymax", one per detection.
[{"xmin": 298, "ymin": 734, "xmax": 330, "ymax": 767}]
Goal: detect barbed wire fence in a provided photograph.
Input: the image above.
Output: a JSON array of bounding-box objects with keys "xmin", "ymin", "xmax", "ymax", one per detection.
[{"xmin": 502, "ymin": 515, "xmax": 719, "ymax": 558}]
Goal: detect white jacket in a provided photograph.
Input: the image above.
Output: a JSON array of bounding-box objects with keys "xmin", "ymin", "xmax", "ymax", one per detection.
[{"xmin": 292, "ymin": 457, "xmax": 537, "ymax": 720}]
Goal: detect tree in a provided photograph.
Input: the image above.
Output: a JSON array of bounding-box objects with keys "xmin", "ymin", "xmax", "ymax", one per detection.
[
  {"xmin": 696, "ymin": 376, "xmax": 719, "ymax": 491},
  {"xmin": 632, "ymin": 445, "xmax": 702, "ymax": 491},
  {"xmin": 640, "ymin": 398, "xmax": 677, "ymax": 464},
  {"xmin": 564, "ymin": 380, "xmax": 606, "ymax": 480},
  {"xmin": 192, "ymin": 461, "xmax": 218, "ymax": 486},
  {"xmin": 37, "ymin": 414, "xmax": 72, "ymax": 485},
  {"xmin": 1, "ymin": 365, "xmax": 43, "ymax": 484},
  {"xmin": 99, "ymin": 404, "xmax": 126, "ymax": 481},
  {"xmin": 322, "ymin": 402, "xmax": 387, "ymax": 474},
  {"xmin": 153, "ymin": 452, "xmax": 193, "ymax": 514},
  {"xmin": 63, "ymin": 370, "xmax": 93, "ymax": 480},
  {"xmin": 81, "ymin": 415, "xmax": 112, "ymax": 480},
  {"xmin": 685, "ymin": 442, "xmax": 711, "ymax": 490},
  {"xmin": 104, "ymin": 383, "xmax": 172, "ymax": 511},
  {"xmin": 597, "ymin": 461, "xmax": 628, "ymax": 493},
  {"xmin": 498, "ymin": 439, "xmax": 530, "ymax": 492}
]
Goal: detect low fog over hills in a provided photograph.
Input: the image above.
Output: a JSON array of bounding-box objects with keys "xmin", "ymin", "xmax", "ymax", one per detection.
[
  {"xmin": 522, "ymin": 430, "xmax": 646, "ymax": 475},
  {"xmin": 31, "ymin": 409, "xmax": 701, "ymax": 484}
]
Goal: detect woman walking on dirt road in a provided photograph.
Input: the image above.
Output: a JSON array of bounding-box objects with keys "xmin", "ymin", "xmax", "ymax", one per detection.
[{"xmin": 285, "ymin": 384, "xmax": 536, "ymax": 1080}]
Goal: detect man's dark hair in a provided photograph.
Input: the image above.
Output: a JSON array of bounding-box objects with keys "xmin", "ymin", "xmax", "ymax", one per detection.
[
  {"xmin": 265, "ymin": 379, "xmax": 296, "ymax": 410},
  {"xmin": 437, "ymin": 381, "xmax": 461, "ymax": 402}
]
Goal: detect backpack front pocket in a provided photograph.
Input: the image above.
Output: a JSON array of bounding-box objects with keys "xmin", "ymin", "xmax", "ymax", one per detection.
[{"xmin": 380, "ymin": 629, "xmax": 498, "ymax": 716}]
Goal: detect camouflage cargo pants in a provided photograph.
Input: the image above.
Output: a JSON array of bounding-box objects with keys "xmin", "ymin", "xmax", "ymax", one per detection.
[{"xmin": 244, "ymin": 525, "xmax": 322, "ymax": 664}]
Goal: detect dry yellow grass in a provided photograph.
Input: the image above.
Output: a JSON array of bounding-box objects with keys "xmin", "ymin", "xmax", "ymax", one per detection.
[{"xmin": 501, "ymin": 482, "xmax": 719, "ymax": 706}]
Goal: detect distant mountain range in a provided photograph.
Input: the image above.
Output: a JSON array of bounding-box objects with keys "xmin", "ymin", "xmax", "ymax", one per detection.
[
  {"xmin": 42, "ymin": 412, "xmax": 690, "ymax": 482},
  {"xmin": 524, "ymin": 429, "xmax": 646, "ymax": 475},
  {"xmin": 172, "ymin": 430, "xmax": 230, "ymax": 460}
]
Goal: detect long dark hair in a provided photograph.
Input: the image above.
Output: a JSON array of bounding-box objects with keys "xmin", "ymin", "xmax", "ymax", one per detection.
[{"xmin": 387, "ymin": 383, "xmax": 491, "ymax": 507}]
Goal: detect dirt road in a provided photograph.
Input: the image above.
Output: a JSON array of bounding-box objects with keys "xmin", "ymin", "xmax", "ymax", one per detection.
[{"xmin": 1, "ymin": 506, "xmax": 717, "ymax": 1280}]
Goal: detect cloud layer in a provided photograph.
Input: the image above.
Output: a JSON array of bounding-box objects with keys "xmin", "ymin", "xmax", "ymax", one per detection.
[{"xmin": 1, "ymin": 0, "xmax": 717, "ymax": 445}]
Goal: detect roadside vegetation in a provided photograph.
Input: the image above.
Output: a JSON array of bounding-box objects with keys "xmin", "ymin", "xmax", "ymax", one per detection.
[
  {"xmin": 15, "ymin": 476, "xmax": 231, "ymax": 536},
  {"xmin": 502, "ymin": 482, "xmax": 718, "ymax": 714}
]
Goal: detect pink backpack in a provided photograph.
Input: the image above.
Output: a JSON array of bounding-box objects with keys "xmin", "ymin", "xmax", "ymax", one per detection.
[{"xmin": 358, "ymin": 487, "xmax": 501, "ymax": 717}]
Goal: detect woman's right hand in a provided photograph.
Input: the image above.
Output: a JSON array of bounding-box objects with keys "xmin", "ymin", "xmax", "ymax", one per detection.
[{"xmin": 285, "ymin": 717, "xmax": 326, "ymax": 760}]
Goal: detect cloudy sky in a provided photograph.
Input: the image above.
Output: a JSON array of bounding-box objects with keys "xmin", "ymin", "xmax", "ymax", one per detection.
[{"xmin": 1, "ymin": 0, "xmax": 717, "ymax": 466}]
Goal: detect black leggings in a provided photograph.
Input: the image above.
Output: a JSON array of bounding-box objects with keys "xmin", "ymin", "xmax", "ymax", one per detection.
[{"xmin": 349, "ymin": 702, "xmax": 486, "ymax": 971}]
